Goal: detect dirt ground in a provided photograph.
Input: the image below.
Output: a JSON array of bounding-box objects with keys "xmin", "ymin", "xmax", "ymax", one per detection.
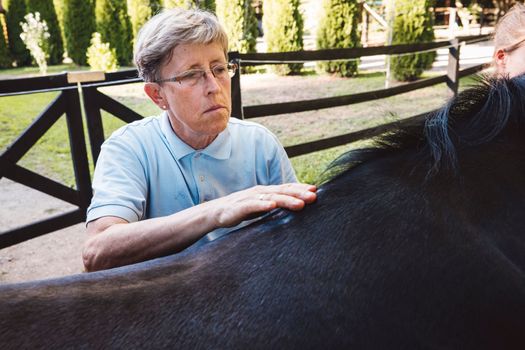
[{"xmin": 0, "ymin": 179, "xmax": 86, "ymax": 284}]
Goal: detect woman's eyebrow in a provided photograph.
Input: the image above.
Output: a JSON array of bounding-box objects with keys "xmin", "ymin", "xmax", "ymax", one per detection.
[{"xmin": 185, "ymin": 59, "xmax": 227, "ymax": 69}]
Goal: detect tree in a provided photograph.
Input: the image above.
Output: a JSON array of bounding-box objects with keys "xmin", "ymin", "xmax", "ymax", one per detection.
[
  {"xmin": 216, "ymin": 0, "xmax": 257, "ymax": 54},
  {"xmin": 27, "ymin": 0, "xmax": 64, "ymax": 64},
  {"xmin": 64, "ymin": 0, "xmax": 95, "ymax": 66},
  {"xmin": 128, "ymin": 0, "xmax": 162, "ymax": 42},
  {"xmin": 263, "ymin": 0, "xmax": 304, "ymax": 75},
  {"xmin": 96, "ymin": 0, "xmax": 133, "ymax": 66},
  {"xmin": 162, "ymin": 0, "xmax": 215, "ymax": 11},
  {"xmin": 53, "ymin": 0, "xmax": 67, "ymax": 53},
  {"xmin": 316, "ymin": 0, "xmax": 361, "ymax": 77},
  {"xmin": 387, "ymin": 0, "xmax": 436, "ymax": 81},
  {"xmin": 5, "ymin": 0, "xmax": 31, "ymax": 66},
  {"xmin": 0, "ymin": 15, "xmax": 11, "ymax": 68}
]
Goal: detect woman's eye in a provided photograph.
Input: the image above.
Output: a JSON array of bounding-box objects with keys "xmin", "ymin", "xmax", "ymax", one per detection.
[
  {"xmin": 213, "ymin": 66, "xmax": 227, "ymax": 74},
  {"xmin": 181, "ymin": 71, "xmax": 201, "ymax": 81}
]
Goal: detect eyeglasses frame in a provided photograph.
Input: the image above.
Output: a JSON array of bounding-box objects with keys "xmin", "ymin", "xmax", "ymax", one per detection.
[{"xmin": 155, "ymin": 62, "xmax": 238, "ymax": 86}]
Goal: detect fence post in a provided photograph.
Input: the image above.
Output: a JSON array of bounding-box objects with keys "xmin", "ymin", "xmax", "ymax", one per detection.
[
  {"xmin": 67, "ymin": 71, "xmax": 107, "ymax": 165},
  {"xmin": 447, "ymin": 38, "xmax": 460, "ymax": 97},
  {"xmin": 229, "ymin": 51, "xmax": 244, "ymax": 119},
  {"xmin": 62, "ymin": 88, "xmax": 93, "ymax": 215},
  {"xmin": 82, "ymin": 87, "xmax": 105, "ymax": 164}
]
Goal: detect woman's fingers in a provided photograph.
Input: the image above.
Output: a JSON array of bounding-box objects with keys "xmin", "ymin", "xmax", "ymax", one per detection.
[
  {"xmin": 212, "ymin": 183, "xmax": 317, "ymax": 228},
  {"xmin": 254, "ymin": 183, "xmax": 317, "ymax": 210},
  {"xmin": 257, "ymin": 183, "xmax": 317, "ymax": 202},
  {"xmin": 257, "ymin": 193, "xmax": 306, "ymax": 211}
]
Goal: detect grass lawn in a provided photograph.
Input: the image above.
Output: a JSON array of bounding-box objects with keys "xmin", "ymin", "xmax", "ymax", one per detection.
[{"xmin": 0, "ymin": 64, "xmax": 485, "ymax": 187}]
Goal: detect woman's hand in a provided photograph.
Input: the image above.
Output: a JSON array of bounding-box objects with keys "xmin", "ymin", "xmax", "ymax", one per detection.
[{"xmin": 207, "ymin": 183, "xmax": 317, "ymax": 228}]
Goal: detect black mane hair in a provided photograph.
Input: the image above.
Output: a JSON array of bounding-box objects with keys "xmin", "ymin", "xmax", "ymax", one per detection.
[{"xmin": 319, "ymin": 73, "xmax": 525, "ymax": 184}]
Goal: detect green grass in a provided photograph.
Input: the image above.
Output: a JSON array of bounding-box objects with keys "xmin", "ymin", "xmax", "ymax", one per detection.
[
  {"xmin": 0, "ymin": 64, "xmax": 135, "ymax": 79},
  {"xmin": 0, "ymin": 92, "xmax": 79, "ymax": 186},
  {"xmin": 0, "ymin": 64, "xmax": 86, "ymax": 78},
  {"xmin": 0, "ymin": 67, "xmax": 487, "ymax": 187}
]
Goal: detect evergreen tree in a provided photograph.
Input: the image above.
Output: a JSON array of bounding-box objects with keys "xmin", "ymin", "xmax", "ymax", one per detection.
[
  {"xmin": 388, "ymin": 0, "xmax": 436, "ymax": 81},
  {"xmin": 53, "ymin": 0, "xmax": 67, "ymax": 53},
  {"xmin": 27, "ymin": 0, "xmax": 64, "ymax": 64},
  {"xmin": 96, "ymin": 0, "xmax": 133, "ymax": 66},
  {"xmin": 163, "ymin": 0, "xmax": 215, "ymax": 12},
  {"xmin": 216, "ymin": 0, "xmax": 257, "ymax": 54},
  {"xmin": 64, "ymin": 0, "xmax": 95, "ymax": 65},
  {"xmin": 0, "ymin": 15, "xmax": 12, "ymax": 68},
  {"xmin": 263, "ymin": 0, "xmax": 304, "ymax": 75},
  {"xmin": 316, "ymin": 0, "xmax": 361, "ymax": 77},
  {"xmin": 128, "ymin": 0, "xmax": 161, "ymax": 42},
  {"xmin": 5, "ymin": 0, "xmax": 31, "ymax": 66}
]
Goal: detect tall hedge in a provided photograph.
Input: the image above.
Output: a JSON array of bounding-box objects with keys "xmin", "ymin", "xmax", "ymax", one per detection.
[
  {"xmin": 0, "ymin": 16, "xmax": 11, "ymax": 68},
  {"xmin": 216, "ymin": 0, "xmax": 257, "ymax": 54},
  {"xmin": 128, "ymin": 0, "xmax": 161, "ymax": 42},
  {"xmin": 64, "ymin": 0, "xmax": 95, "ymax": 65},
  {"xmin": 53, "ymin": 0, "xmax": 67, "ymax": 52},
  {"xmin": 388, "ymin": 0, "xmax": 436, "ymax": 81},
  {"xmin": 27, "ymin": 0, "xmax": 64, "ymax": 64},
  {"xmin": 163, "ymin": 0, "xmax": 215, "ymax": 11},
  {"xmin": 263, "ymin": 0, "xmax": 303, "ymax": 75},
  {"xmin": 5, "ymin": 0, "xmax": 31, "ymax": 66},
  {"xmin": 316, "ymin": 0, "xmax": 361, "ymax": 77},
  {"xmin": 96, "ymin": 0, "xmax": 133, "ymax": 65}
]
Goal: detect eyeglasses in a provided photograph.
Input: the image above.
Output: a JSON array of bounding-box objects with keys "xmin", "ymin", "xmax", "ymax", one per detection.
[
  {"xmin": 155, "ymin": 62, "xmax": 237, "ymax": 87},
  {"xmin": 503, "ymin": 37, "xmax": 525, "ymax": 53}
]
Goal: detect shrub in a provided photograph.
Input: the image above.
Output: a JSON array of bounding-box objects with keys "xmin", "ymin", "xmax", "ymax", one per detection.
[
  {"xmin": 216, "ymin": 0, "xmax": 257, "ymax": 54},
  {"xmin": 388, "ymin": 0, "xmax": 436, "ymax": 81},
  {"xmin": 87, "ymin": 32, "xmax": 119, "ymax": 72},
  {"xmin": 64, "ymin": 0, "xmax": 95, "ymax": 66},
  {"xmin": 262, "ymin": 0, "xmax": 304, "ymax": 75},
  {"xmin": 316, "ymin": 0, "xmax": 361, "ymax": 77},
  {"xmin": 27, "ymin": 0, "xmax": 64, "ymax": 64},
  {"xmin": 5, "ymin": 0, "xmax": 31, "ymax": 66},
  {"xmin": 128, "ymin": 0, "xmax": 161, "ymax": 42},
  {"xmin": 19, "ymin": 12, "xmax": 50, "ymax": 74},
  {"xmin": 96, "ymin": 0, "xmax": 133, "ymax": 66},
  {"xmin": 162, "ymin": 0, "xmax": 215, "ymax": 11}
]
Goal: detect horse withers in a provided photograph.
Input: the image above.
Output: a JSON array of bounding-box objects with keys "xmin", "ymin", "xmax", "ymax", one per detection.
[{"xmin": 1, "ymin": 75, "xmax": 525, "ymax": 349}]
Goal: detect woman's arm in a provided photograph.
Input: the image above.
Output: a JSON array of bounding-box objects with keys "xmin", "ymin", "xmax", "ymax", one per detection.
[{"xmin": 83, "ymin": 183, "xmax": 316, "ymax": 272}]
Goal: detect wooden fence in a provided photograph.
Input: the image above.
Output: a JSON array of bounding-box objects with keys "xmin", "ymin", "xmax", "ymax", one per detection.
[{"xmin": 0, "ymin": 34, "xmax": 491, "ymax": 249}]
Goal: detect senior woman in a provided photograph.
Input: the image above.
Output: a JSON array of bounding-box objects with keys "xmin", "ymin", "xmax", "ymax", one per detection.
[
  {"xmin": 493, "ymin": 3, "xmax": 525, "ymax": 78},
  {"xmin": 83, "ymin": 8, "xmax": 317, "ymax": 272}
]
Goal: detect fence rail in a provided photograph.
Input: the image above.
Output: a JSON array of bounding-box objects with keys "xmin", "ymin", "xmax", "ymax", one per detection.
[{"xmin": 0, "ymin": 34, "xmax": 492, "ymax": 249}]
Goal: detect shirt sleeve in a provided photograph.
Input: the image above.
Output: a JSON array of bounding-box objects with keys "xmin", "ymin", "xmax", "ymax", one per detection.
[
  {"xmin": 86, "ymin": 134, "xmax": 148, "ymax": 223},
  {"xmin": 264, "ymin": 130, "xmax": 298, "ymax": 185}
]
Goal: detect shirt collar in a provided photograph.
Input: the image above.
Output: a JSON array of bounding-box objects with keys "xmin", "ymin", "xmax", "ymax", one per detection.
[{"xmin": 160, "ymin": 112, "xmax": 232, "ymax": 160}]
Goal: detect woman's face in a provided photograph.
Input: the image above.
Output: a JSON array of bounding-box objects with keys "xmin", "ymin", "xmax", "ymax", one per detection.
[
  {"xmin": 496, "ymin": 38, "xmax": 525, "ymax": 78},
  {"xmin": 155, "ymin": 42, "xmax": 231, "ymax": 149}
]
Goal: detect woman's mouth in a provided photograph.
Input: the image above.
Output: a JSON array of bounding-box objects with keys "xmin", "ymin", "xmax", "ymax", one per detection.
[{"xmin": 204, "ymin": 105, "xmax": 226, "ymax": 114}]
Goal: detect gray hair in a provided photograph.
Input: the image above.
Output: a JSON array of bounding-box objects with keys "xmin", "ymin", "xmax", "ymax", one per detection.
[
  {"xmin": 494, "ymin": 3, "xmax": 525, "ymax": 51},
  {"xmin": 134, "ymin": 8, "xmax": 229, "ymax": 82}
]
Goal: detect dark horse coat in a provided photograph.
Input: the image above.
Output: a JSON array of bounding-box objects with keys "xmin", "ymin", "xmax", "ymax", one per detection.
[{"xmin": 1, "ymin": 75, "xmax": 525, "ymax": 349}]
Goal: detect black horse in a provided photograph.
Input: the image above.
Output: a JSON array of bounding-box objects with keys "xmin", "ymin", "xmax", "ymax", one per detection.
[{"xmin": 1, "ymin": 75, "xmax": 525, "ymax": 349}]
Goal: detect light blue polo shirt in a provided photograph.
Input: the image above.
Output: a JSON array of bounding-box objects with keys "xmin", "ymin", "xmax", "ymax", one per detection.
[{"xmin": 87, "ymin": 112, "xmax": 297, "ymax": 241}]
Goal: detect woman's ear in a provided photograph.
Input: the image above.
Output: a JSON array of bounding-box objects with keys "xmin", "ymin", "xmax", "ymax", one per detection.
[
  {"xmin": 144, "ymin": 83, "xmax": 168, "ymax": 110},
  {"xmin": 494, "ymin": 49, "xmax": 507, "ymax": 74}
]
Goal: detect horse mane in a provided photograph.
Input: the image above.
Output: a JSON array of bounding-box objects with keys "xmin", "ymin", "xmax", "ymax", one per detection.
[{"xmin": 318, "ymin": 73, "xmax": 525, "ymax": 184}]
